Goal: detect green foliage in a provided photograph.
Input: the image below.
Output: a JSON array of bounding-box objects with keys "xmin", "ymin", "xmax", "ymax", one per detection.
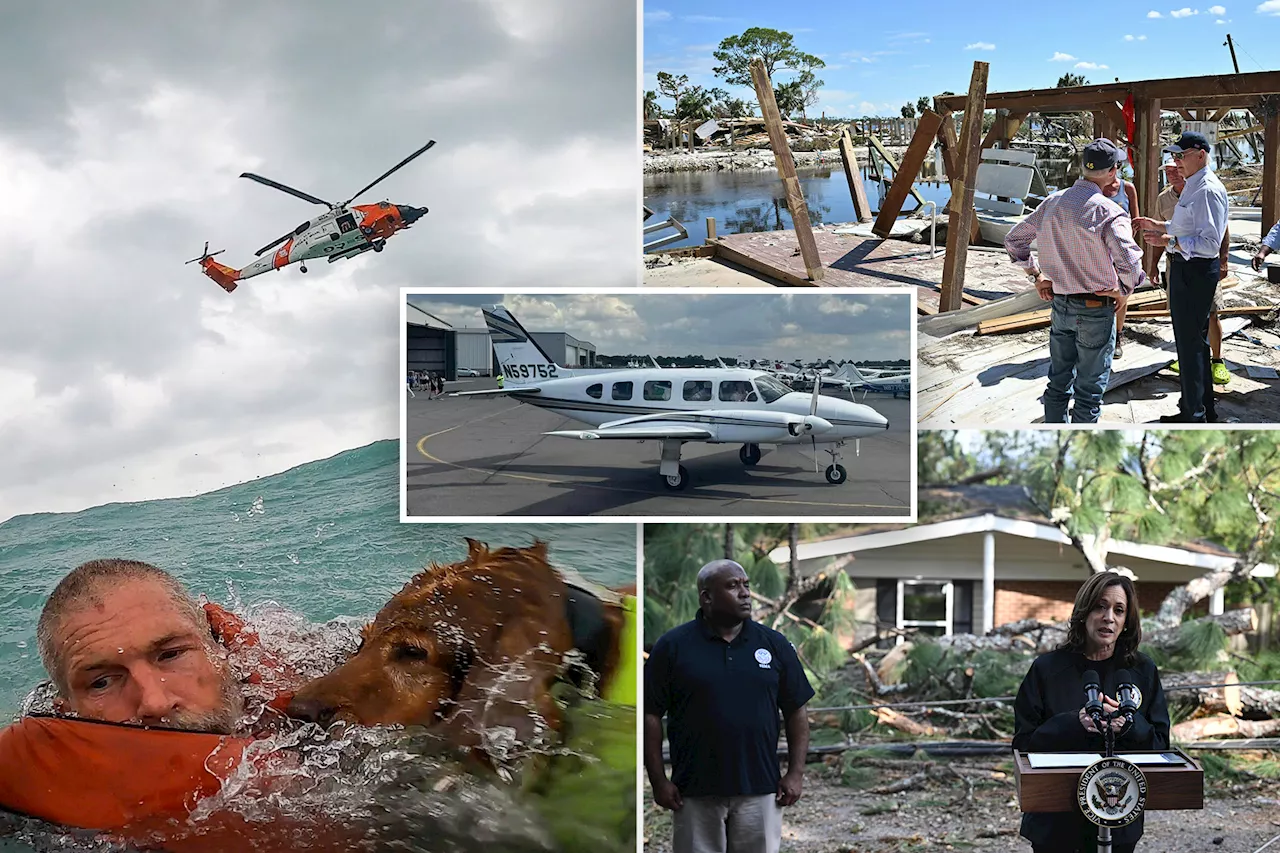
[
  {"xmin": 1141, "ymin": 620, "xmax": 1228, "ymax": 672},
  {"xmin": 1236, "ymin": 648, "xmax": 1280, "ymax": 683},
  {"xmin": 901, "ymin": 102, "xmax": 916, "ymax": 119},
  {"xmin": 916, "ymin": 96, "xmax": 932, "ymax": 116},
  {"xmin": 1056, "ymin": 73, "xmax": 1088, "ymax": 88},
  {"xmin": 901, "ymin": 640, "xmax": 1031, "ymax": 701},
  {"xmin": 710, "ymin": 28, "xmax": 824, "ymax": 119}
]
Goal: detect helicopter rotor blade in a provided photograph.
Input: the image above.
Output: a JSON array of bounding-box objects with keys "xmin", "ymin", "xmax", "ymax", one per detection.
[
  {"xmin": 240, "ymin": 173, "xmax": 332, "ymax": 207},
  {"xmin": 254, "ymin": 231, "xmax": 294, "ymax": 258},
  {"xmin": 342, "ymin": 140, "xmax": 436, "ymax": 205}
]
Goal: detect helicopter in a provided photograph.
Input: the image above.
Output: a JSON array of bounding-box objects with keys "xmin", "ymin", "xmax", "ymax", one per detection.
[{"xmin": 188, "ymin": 140, "xmax": 435, "ymax": 292}]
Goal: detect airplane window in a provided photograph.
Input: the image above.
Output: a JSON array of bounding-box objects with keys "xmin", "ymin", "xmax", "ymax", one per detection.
[
  {"xmin": 718, "ymin": 381, "xmax": 754, "ymax": 402},
  {"xmin": 587, "ymin": 383, "xmax": 603, "ymax": 399},
  {"xmin": 643, "ymin": 381, "xmax": 672, "ymax": 402},
  {"xmin": 683, "ymin": 380, "xmax": 712, "ymax": 402},
  {"xmin": 612, "ymin": 381, "xmax": 633, "ymax": 401},
  {"xmin": 754, "ymin": 375, "xmax": 790, "ymax": 403}
]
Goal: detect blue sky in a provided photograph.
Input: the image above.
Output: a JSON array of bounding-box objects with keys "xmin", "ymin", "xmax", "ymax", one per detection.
[{"xmin": 644, "ymin": 0, "xmax": 1280, "ymax": 118}]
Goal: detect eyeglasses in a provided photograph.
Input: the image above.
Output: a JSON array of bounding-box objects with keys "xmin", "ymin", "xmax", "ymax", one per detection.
[{"xmin": 1171, "ymin": 152, "xmax": 1186, "ymax": 161}]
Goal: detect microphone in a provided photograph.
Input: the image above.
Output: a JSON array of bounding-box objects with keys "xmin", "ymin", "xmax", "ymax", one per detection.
[
  {"xmin": 1082, "ymin": 669, "xmax": 1104, "ymax": 717},
  {"xmin": 1117, "ymin": 669, "xmax": 1140, "ymax": 727}
]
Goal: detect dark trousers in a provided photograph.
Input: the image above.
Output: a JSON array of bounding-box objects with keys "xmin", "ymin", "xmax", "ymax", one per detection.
[
  {"xmin": 1033, "ymin": 844, "xmax": 1136, "ymax": 853},
  {"xmin": 1168, "ymin": 255, "xmax": 1219, "ymax": 421}
]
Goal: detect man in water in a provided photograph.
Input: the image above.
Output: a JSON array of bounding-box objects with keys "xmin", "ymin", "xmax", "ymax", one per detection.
[
  {"xmin": 644, "ymin": 560, "xmax": 813, "ymax": 853},
  {"xmin": 32, "ymin": 558, "xmax": 243, "ymax": 732}
]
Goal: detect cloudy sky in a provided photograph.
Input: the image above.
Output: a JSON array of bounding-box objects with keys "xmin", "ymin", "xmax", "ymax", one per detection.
[
  {"xmin": 408, "ymin": 292, "xmax": 912, "ymax": 362},
  {"xmin": 0, "ymin": 1, "xmax": 636, "ymax": 522}
]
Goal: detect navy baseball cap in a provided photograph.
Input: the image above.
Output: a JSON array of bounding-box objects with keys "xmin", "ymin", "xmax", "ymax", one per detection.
[
  {"xmin": 1082, "ymin": 138, "xmax": 1126, "ymax": 170},
  {"xmin": 1163, "ymin": 131, "xmax": 1211, "ymax": 154}
]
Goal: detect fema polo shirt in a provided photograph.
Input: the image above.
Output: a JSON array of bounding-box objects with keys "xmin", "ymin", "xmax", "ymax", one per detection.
[{"xmin": 644, "ymin": 610, "xmax": 815, "ymax": 797}]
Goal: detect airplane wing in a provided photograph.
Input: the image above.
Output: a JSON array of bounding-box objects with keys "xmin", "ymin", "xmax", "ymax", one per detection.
[
  {"xmin": 450, "ymin": 387, "xmax": 542, "ymax": 397},
  {"xmin": 547, "ymin": 424, "xmax": 713, "ymax": 441}
]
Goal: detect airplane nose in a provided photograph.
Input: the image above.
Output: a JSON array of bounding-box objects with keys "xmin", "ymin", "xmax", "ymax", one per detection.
[{"xmin": 398, "ymin": 205, "xmax": 428, "ymax": 226}]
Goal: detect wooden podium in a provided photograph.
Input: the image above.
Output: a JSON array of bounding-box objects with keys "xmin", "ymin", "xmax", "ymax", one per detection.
[{"xmin": 1014, "ymin": 749, "xmax": 1204, "ymax": 813}]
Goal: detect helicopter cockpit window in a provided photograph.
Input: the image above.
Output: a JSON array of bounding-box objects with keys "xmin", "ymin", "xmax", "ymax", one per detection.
[{"xmin": 294, "ymin": 221, "xmax": 311, "ymax": 235}]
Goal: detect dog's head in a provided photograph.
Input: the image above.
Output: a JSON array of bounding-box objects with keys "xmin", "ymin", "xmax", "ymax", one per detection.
[{"xmin": 287, "ymin": 539, "xmax": 559, "ymax": 727}]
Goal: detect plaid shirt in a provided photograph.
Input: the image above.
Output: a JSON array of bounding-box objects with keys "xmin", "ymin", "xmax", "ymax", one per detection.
[{"xmin": 1004, "ymin": 179, "xmax": 1147, "ymax": 296}]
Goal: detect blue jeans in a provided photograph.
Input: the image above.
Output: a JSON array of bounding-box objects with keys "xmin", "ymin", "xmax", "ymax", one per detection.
[{"xmin": 1044, "ymin": 294, "xmax": 1115, "ymax": 423}]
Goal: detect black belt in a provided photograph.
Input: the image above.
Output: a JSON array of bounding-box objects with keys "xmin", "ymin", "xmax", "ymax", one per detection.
[
  {"xmin": 1058, "ymin": 293, "xmax": 1114, "ymax": 307},
  {"xmin": 1168, "ymin": 254, "xmax": 1217, "ymax": 264}
]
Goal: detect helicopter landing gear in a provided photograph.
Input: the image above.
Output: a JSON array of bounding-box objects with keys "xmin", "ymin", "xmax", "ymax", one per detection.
[
  {"xmin": 299, "ymin": 263, "xmax": 308, "ymax": 273},
  {"xmin": 739, "ymin": 443, "xmax": 761, "ymax": 466},
  {"xmin": 659, "ymin": 439, "xmax": 689, "ymax": 491},
  {"xmin": 821, "ymin": 444, "xmax": 848, "ymax": 485},
  {"xmin": 372, "ymin": 240, "xmax": 385, "ymax": 253}
]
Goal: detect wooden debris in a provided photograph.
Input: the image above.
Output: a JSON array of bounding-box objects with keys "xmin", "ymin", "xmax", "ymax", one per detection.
[
  {"xmin": 976, "ymin": 290, "xmax": 1169, "ymax": 336},
  {"xmin": 940, "ymin": 61, "xmax": 989, "ymax": 312},
  {"xmin": 1172, "ymin": 714, "xmax": 1280, "ymax": 741},
  {"xmin": 873, "ymin": 110, "xmax": 945, "ymax": 238},
  {"xmin": 1163, "ymin": 670, "xmax": 1243, "ymax": 718}
]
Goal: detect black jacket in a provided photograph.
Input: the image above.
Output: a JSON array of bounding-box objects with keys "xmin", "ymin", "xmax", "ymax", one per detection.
[{"xmin": 1012, "ymin": 648, "xmax": 1170, "ymax": 848}]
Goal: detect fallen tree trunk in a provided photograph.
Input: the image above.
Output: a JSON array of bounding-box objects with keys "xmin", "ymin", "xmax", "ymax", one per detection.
[
  {"xmin": 1144, "ymin": 608, "xmax": 1257, "ymax": 650},
  {"xmin": 1239, "ymin": 686, "xmax": 1280, "ymax": 720},
  {"xmin": 1172, "ymin": 714, "xmax": 1280, "ymax": 741},
  {"xmin": 874, "ymin": 706, "xmax": 939, "ymax": 737},
  {"xmin": 936, "ymin": 608, "xmax": 1255, "ymax": 655},
  {"xmin": 1160, "ymin": 670, "xmax": 1242, "ymax": 717}
]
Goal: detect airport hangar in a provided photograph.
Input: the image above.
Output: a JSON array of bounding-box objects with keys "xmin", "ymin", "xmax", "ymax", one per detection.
[{"xmin": 405, "ymin": 302, "xmax": 596, "ymax": 379}]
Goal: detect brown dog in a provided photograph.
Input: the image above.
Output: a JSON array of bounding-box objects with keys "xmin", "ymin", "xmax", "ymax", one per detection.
[{"xmin": 286, "ymin": 539, "xmax": 625, "ymax": 748}]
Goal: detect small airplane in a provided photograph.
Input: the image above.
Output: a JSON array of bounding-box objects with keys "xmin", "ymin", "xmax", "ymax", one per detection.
[
  {"xmin": 187, "ymin": 141, "xmax": 436, "ymax": 292},
  {"xmin": 453, "ymin": 305, "xmax": 890, "ymax": 490},
  {"xmin": 834, "ymin": 363, "xmax": 910, "ymax": 398}
]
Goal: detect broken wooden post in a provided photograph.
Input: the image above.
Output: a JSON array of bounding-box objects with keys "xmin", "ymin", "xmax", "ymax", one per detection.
[
  {"xmin": 749, "ymin": 58, "xmax": 824, "ymax": 282},
  {"xmin": 873, "ymin": 109, "xmax": 945, "ymax": 238},
  {"xmin": 706, "ymin": 217, "xmax": 717, "ymax": 241},
  {"xmin": 1136, "ymin": 98, "xmax": 1162, "ymax": 271},
  {"xmin": 940, "ymin": 60, "xmax": 989, "ymax": 313},
  {"xmin": 1264, "ymin": 107, "xmax": 1279, "ymax": 249},
  {"xmin": 839, "ymin": 127, "xmax": 874, "ymax": 223},
  {"xmin": 868, "ymin": 134, "xmax": 927, "ymax": 208}
]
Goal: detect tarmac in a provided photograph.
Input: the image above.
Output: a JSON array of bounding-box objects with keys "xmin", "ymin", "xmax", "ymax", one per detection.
[{"xmin": 404, "ymin": 379, "xmax": 913, "ymax": 518}]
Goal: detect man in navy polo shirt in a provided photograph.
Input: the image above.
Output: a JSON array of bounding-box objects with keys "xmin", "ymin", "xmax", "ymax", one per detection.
[{"xmin": 644, "ymin": 559, "xmax": 814, "ymax": 853}]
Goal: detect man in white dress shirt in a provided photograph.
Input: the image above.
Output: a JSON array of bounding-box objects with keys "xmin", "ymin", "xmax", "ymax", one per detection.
[{"xmin": 1133, "ymin": 131, "xmax": 1229, "ymax": 423}]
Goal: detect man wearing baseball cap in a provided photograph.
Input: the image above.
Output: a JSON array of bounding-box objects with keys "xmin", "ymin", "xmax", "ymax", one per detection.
[
  {"xmin": 1133, "ymin": 131, "xmax": 1229, "ymax": 422},
  {"xmin": 1005, "ymin": 138, "xmax": 1146, "ymax": 423}
]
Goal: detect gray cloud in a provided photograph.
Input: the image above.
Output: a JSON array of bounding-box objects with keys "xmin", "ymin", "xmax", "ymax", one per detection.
[
  {"xmin": 407, "ymin": 293, "xmax": 913, "ymax": 362},
  {"xmin": 0, "ymin": 0, "xmax": 636, "ymax": 522}
]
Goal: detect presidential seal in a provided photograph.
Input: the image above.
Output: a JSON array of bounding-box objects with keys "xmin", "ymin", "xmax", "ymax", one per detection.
[{"xmin": 1077, "ymin": 757, "xmax": 1148, "ymax": 827}]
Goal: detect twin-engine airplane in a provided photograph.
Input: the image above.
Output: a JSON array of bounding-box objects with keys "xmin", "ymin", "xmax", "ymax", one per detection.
[
  {"xmin": 187, "ymin": 141, "xmax": 435, "ymax": 293},
  {"xmin": 451, "ymin": 305, "xmax": 891, "ymax": 490}
]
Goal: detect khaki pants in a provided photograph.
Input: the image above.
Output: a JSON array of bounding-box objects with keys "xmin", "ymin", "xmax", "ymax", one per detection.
[{"xmin": 672, "ymin": 794, "xmax": 782, "ymax": 853}]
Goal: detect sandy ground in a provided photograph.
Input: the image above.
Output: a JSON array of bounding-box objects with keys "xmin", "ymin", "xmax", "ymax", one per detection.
[
  {"xmin": 642, "ymin": 254, "xmax": 781, "ymax": 287},
  {"xmin": 644, "ymin": 766, "xmax": 1280, "ymax": 853}
]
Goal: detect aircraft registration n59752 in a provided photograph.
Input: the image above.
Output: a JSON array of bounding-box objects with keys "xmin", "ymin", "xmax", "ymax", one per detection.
[{"xmin": 451, "ymin": 305, "xmax": 891, "ymax": 491}]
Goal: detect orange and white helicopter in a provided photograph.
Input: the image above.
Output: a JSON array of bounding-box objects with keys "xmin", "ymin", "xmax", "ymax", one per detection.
[{"xmin": 187, "ymin": 140, "xmax": 435, "ymax": 292}]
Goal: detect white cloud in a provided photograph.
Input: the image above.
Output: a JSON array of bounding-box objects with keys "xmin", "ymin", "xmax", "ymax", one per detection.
[
  {"xmin": 857, "ymin": 100, "xmax": 879, "ymax": 115},
  {"xmin": 1050, "ymin": 51, "xmax": 1077, "ymax": 61},
  {"xmin": 965, "ymin": 41, "xmax": 996, "ymax": 50},
  {"xmin": 1216, "ymin": 17, "xmax": 1230, "ymax": 21},
  {"xmin": 1170, "ymin": 7, "xmax": 1199, "ymax": 16},
  {"xmin": 1208, "ymin": 4, "xmax": 1226, "ymax": 12},
  {"xmin": 1148, "ymin": 9, "xmax": 1164, "ymax": 16},
  {"xmin": 1257, "ymin": 0, "xmax": 1280, "ymax": 13},
  {"xmin": 1140, "ymin": 34, "xmax": 1149, "ymax": 38},
  {"xmin": 644, "ymin": 9, "xmax": 672, "ymax": 22},
  {"xmin": 1075, "ymin": 61, "xmax": 1110, "ymax": 69}
]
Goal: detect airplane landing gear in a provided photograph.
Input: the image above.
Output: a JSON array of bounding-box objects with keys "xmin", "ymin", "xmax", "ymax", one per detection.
[
  {"xmin": 821, "ymin": 444, "xmax": 848, "ymax": 485},
  {"xmin": 739, "ymin": 443, "xmax": 761, "ymax": 466},
  {"xmin": 659, "ymin": 439, "xmax": 689, "ymax": 490}
]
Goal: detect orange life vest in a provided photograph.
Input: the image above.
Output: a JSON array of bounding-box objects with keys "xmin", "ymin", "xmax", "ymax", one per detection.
[{"xmin": 0, "ymin": 604, "xmax": 299, "ymax": 837}]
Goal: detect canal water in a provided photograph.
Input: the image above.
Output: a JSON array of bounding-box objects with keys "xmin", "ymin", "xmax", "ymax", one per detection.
[{"xmin": 644, "ymin": 165, "xmax": 953, "ymax": 252}]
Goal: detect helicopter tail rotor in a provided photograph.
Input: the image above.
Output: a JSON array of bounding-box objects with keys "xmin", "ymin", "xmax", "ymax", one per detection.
[
  {"xmin": 186, "ymin": 242, "xmax": 240, "ymax": 293},
  {"xmin": 184, "ymin": 241, "xmax": 226, "ymax": 265}
]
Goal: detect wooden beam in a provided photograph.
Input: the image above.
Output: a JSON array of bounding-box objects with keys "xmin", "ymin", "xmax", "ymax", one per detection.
[
  {"xmin": 938, "ymin": 70, "xmax": 1280, "ymax": 113},
  {"xmin": 1099, "ymin": 102, "xmax": 1129, "ymax": 142},
  {"xmin": 1264, "ymin": 109, "xmax": 1280, "ymax": 247},
  {"xmin": 938, "ymin": 106, "xmax": 983, "ymax": 245},
  {"xmin": 838, "ymin": 128, "xmax": 873, "ymax": 223},
  {"xmin": 1136, "ymin": 97, "xmax": 1163, "ymax": 274},
  {"xmin": 940, "ymin": 61, "xmax": 989, "ymax": 313},
  {"xmin": 709, "ymin": 240, "xmax": 817, "ymax": 287},
  {"xmin": 873, "ymin": 110, "xmax": 944, "ymax": 238},
  {"xmin": 1177, "ymin": 108, "xmax": 1195, "ymax": 121},
  {"xmin": 1208, "ymin": 107, "xmax": 1231, "ymax": 122},
  {"xmin": 868, "ymin": 134, "xmax": 927, "ymax": 208},
  {"xmin": 749, "ymin": 58, "xmax": 824, "ymax": 282}
]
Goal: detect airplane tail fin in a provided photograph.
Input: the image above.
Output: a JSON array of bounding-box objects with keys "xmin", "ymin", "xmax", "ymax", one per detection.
[
  {"xmin": 839, "ymin": 363, "xmax": 869, "ymax": 384},
  {"xmin": 185, "ymin": 243, "xmax": 239, "ymax": 293},
  {"xmin": 482, "ymin": 304, "xmax": 574, "ymax": 383}
]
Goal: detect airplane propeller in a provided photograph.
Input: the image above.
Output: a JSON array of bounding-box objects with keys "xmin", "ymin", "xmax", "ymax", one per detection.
[{"xmin": 809, "ymin": 372, "xmax": 821, "ymax": 472}]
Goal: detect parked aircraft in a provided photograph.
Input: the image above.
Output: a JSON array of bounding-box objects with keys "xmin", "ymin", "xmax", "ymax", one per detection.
[{"xmin": 452, "ymin": 305, "xmax": 891, "ymax": 490}]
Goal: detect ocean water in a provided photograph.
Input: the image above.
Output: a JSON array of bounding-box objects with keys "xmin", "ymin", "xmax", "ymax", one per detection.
[{"xmin": 0, "ymin": 439, "xmax": 636, "ymax": 719}]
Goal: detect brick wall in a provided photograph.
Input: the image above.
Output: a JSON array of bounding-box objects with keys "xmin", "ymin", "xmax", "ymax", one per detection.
[{"xmin": 994, "ymin": 580, "xmax": 1209, "ymax": 626}]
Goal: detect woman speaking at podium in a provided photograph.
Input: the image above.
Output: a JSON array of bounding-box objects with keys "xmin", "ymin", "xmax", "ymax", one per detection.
[{"xmin": 1012, "ymin": 572, "xmax": 1171, "ymax": 853}]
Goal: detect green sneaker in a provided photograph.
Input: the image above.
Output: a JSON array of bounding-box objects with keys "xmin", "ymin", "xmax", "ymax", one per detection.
[
  {"xmin": 1212, "ymin": 359, "xmax": 1231, "ymax": 385},
  {"xmin": 1169, "ymin": 360, "xmax": 1180, "ymax": 375}
]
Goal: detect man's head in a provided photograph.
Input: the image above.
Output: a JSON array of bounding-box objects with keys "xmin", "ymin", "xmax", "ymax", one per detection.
[
  {"xmin": 36, "ymin": 559, "xmax": 240, "ymax": 733},
  {"xmin": 1163, "ymin": 132, "xmax": 1212, "ymax": 180},
  {"xmin": 696, "ymin": 560, "xmax": 752, "ymax": 624},
  {"xmin": 1080, "ymin": 138, "xmax": 1125, "ymax": 196},
  {"xmin": 1164, "ymin": 161, "xmax": 1185, "ymax": 192}
]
